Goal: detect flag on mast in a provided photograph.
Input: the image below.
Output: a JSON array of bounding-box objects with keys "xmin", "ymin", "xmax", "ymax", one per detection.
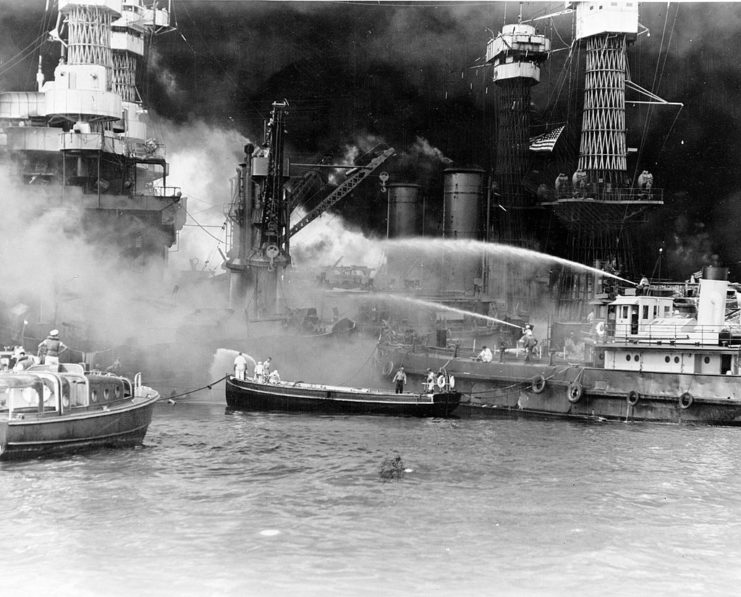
[{"xmin": 529, "ymin": 125, "xmax": 565, "ymax": 152}]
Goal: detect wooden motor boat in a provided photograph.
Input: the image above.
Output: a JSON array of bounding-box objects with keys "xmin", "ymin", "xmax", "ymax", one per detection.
[
  {"xmin": 226, "ymin": 376, "xmax": 460, "ymax": 417},
  {"xmin": 0, "ymin": 363, "xmax": 159, "ymax": 460}
]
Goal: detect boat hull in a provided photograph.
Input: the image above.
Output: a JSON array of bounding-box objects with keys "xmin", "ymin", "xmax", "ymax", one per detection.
[
  {"xmin": 379, "ymin": 346, "xmax": 741, "ymax": 425},
  {"xmin": 225, "ymin": 376, "xmax": 460, "ymax": 417},
  {"xmin": 0, "ymin": 395, "xmax": 158, "ymax": 460}
]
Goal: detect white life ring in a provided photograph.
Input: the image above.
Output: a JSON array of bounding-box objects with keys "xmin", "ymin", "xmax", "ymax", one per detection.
[
  {"xmin": 448, "ymin": 375, "xmax": 455, "ymax": 389},
  {"xmin": 595, "ymin": 321, "xmax": 606, "ymax": 336},
  {"xmin": 437, "ymin": 375, "xmax": 446, "ymax": 389}
]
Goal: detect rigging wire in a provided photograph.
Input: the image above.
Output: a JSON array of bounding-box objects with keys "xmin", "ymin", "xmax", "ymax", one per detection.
[
  {"xmin": 633, "ymin": 3, "xmax": 679, "ymax": 183},
  {"xmin": 0, "ymin": 34, "xmax": 48, "ymax": 79},
  {"xmin": 184, "ymin": 207, "xmax": 226, "ymax": 244}
]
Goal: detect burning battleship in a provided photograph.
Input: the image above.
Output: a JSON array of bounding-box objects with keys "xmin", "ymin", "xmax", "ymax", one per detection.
[
  {"xmin": 373, "ymin": 2, "xmax": 741, "ymax": 424},
  {"xmin": 0, "ymin": 0, "xmax": 186, "ymax": 357}
]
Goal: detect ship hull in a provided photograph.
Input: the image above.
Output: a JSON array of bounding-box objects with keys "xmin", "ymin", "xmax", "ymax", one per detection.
[
  {"xmin": 0, "ymin": 395, "xmax": 158, "ymax": 460},
  {"xmin": 226, "ymin": 376, "xmax": 460, "ymax": 417},
  {"xmin": 378, "ymin": 345, "xmax": 741, "ymax": 425}
]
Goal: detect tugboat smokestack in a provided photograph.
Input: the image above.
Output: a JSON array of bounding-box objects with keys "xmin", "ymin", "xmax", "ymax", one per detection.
[{"xmin": 697, "ymin": 265, "xmax": 729, "ymax": 328}]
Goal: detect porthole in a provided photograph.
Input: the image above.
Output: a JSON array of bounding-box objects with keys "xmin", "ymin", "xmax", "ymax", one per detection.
[
  {"xmin": 103, "ymin": 388, "xmax": 110, "ymax": 400},
  {"xmin": 114, "ymin": 385, "xmax": 121, "ymax": 399},
  {"xmin": 91, "ymin": 389, "xmax": 98, "ymax": 402},
  {"xmin": 625, "ymin": 354, "xmax": 631, "ymax": 361},
  {"xmin": 704, "ymin": 356, "xmax": 710, "ymax": 364},
  {"xmin": 634, "ymin": 355, "xmax": 639, "ymax": 362},
  {"xmin": 665, "ymin": 356, "xmax": 670, "ymax": 363},
  {"xmin": 674, "ymin": 356, "xmax": 680, "ymax": 364}
]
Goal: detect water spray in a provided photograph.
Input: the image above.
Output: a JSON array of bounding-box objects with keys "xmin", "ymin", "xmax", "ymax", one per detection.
[
  {"xmin": 366, "ymin": 293, "xmax": 523, "ymax": 329},
  {"xmin": 380, "ymin": 238, "xmax": 638, "ymax": 286}
]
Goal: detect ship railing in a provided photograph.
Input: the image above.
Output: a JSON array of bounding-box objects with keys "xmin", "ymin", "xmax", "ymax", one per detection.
[
  {"xmin": 555, "ymin": 187, "xmax": 664, "ymax": 203},
  {"xmin": 606, "ymin": 322, "xmax": 740, "ymax": 346},
  {"xmin": 152, "ymin": 185, "xmax": 183, "ymax": 199}
]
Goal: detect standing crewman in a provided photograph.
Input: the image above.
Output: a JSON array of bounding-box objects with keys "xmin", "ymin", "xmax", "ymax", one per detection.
[
  {"xmin": 425, "ymin": 368, "xmax": 436, "ymax": 392},
  {"xmin": 392, "ymin": 366, "xmax": 407, "ymax": 394},
  {"xmin": 37, "ymin": 329, "xmax": 68, "ymax": 366},
  {"xmin": 254, "ymin": 359, "xmax": 265, "ymax": 383},
  {"xmin": 520, "ymin": 324, "xmax": 538, "ymax": 362},
  {"xmin": 233, "ymin": 352, "xmax": 249, "ymax": 380}
]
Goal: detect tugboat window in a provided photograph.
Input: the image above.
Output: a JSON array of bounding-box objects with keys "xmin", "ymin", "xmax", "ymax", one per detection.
[
  {"xmin": 665, "ymin": 356, "xmax": 670, "ymax": 363},
  {"xmin": 634, "ymin": 355, "xmax": 639, "ymax": 362},
  {"xmin": 704, "ymin": 356, "xmax": 711, "ymax": 364},
  {"xmin": 625, "ymin": 354, "xmax": 631, "ymax": 361},
  {"xmin": 674, "ymin": 356, "xmax": 680, "ymax": 363}
]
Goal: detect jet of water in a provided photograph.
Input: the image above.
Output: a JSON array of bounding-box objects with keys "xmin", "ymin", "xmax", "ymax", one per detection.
[
  {"xmin": 369, "ymin": 293, "xmax": 523, "ymax": 329},
  {"xmin": 380, "ymin": 238, "xmax": 637, "ymax": 285}
]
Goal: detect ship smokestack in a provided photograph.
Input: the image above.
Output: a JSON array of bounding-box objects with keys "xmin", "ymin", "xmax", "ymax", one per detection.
[
  {"xmin": 697, "ymin": 265, "xmax": 728, "ymax": 328},
  {"xmin": 442, "ymin": 168, "xmax": 484, "ymax": 294}
]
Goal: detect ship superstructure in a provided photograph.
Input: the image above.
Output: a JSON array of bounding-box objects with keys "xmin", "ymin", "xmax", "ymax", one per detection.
[
  {"xmin": 0, "ymin": 0, "xmax": 185, "ymax": 261},
  {"xmin": 485, "ymin": 19, "xmax": 551, "ymax": 316},
  {"xmin": 541, "ymin": 1, "xmax": 666, "ymax": 317}
]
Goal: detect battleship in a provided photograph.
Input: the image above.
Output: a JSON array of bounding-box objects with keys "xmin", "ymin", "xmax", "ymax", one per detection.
[
  {"xmin": 372, "ymin": 2, "xmax": 741, "ymax": 424},
  {"xmin": 0, "ymin": 0, "xmax": 186, "ymax": 359}
]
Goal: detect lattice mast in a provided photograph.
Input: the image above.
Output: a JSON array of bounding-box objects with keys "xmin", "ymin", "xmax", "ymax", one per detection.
[
  {"xmin": 573, "ymin": 1, "xmax": 637, "ymax": 187},
  {"xmin": 486, "ymin": 21, "xmax": 550, "ymax": 237},
  {"xmin": 111, "ymin": 1, "xmax": 171, "ymax": 103}
]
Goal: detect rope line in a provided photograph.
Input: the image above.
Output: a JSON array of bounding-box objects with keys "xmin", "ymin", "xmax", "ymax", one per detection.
[{"xmin": 167, "ymin": 374, "xmax": 229, "ymax": 401}]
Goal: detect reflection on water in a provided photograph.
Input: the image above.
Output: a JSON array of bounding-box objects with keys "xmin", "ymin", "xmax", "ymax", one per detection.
[{"xmin": 2, "ymin": 393, "xmax": 741, "ymax": 597}]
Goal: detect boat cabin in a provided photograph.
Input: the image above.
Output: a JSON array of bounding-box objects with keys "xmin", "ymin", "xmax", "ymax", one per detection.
[
  {"xmin": 601, "ymin": 266, "xmax": 741, "ymax": 376},
  {"xmin": 0, "ymin": 364, "xmax": 132, "ymax": 417}
]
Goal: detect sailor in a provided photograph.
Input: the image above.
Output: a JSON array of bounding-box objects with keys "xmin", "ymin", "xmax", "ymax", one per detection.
[
  {"xmin": 254, "ymin": 359, "xmax": 265, "ymax": 383},
  {"xmin": 572, "ymin": 168, "xmax": 587, "ymax": 195},
  {"xmin": 37, "ymin": 329, "xmax": 68, "ymax": 366},
  {"xmin": 555, "ymin": 172, "xmax": 569, "ymax": 197},
  {"xmin": 12, "ymin": 349, "xmax": 35, "ymax": 372},
  {"xmin": 478, "ymin": 345, "xmax": 493, "ymax": 363},
  {"xmin": 263, "ymin": 357, "xmax": 272, "ymax": 376},
  {"xmin": 268, "ymin": 369, "xmax": 281, "ymax": 384},
  {"xmin": 392, "ymin": 366, "xmax": 407, "ymax": 394},
  {"xmin": 425, "ymin": 368, "xmax": 436, "ymax": 392},
  {"xmin": 233, "ymin": 352, "xmax": 249, "ymax": 380},
  {"xmin": 520, "ymin": 324, "xmax": 538, "ymax": 362},
  {"xmin": 637, "ymin": 275, "xmax": 650, "ymax": 295}
]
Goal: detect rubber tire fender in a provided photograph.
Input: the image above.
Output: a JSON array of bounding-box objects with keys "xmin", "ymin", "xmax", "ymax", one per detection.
[
  {"xmin": 567, "ymin": 381, "xmax": 583, "ymax": 403},
  {"xmin": 627, "ymin": 390, "xmax": 640, "ymax": 406},
  {"xmin": 679, "ymin": 392, "xmax": 693, "ymax": 409},
  {"xmin": 531, "ymin": 374, "xmax": 546, "ymax": 394}
]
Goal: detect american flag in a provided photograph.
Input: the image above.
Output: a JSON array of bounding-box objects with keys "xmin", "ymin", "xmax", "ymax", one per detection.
[{"xmin": 529, "ymin": 125, "xmax": 565, "ymax": 152}]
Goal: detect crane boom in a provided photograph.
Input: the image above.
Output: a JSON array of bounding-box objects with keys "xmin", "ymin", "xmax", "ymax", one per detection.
[{"xmin": 289, "ymin": 146, "xmax": 395, "ymax": 237}]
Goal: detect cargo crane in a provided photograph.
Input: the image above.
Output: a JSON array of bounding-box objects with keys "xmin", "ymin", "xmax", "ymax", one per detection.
[{"xmin": 225, "ymin": 103, "xmax": 394, "ymax": 318}]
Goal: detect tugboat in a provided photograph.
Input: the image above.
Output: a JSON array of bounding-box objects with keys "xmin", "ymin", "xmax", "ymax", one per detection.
[
  {"xmin": 0, "ymin": 362, "xmax": 159, "ymax": 459},
  {"xmin": 378, "ymin": 266, "xmax": 741, "ymax": 425}
]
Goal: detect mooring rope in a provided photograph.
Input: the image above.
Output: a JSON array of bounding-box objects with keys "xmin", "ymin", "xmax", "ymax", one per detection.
[{"xmin": 165, "ymin": 374, "xmax": 230, "ymax": 402}]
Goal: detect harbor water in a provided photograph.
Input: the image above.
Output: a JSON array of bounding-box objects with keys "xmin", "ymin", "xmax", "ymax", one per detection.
[{"xmin": 3, "ymin": 390, "xmax": 741, "ymax": 597}]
